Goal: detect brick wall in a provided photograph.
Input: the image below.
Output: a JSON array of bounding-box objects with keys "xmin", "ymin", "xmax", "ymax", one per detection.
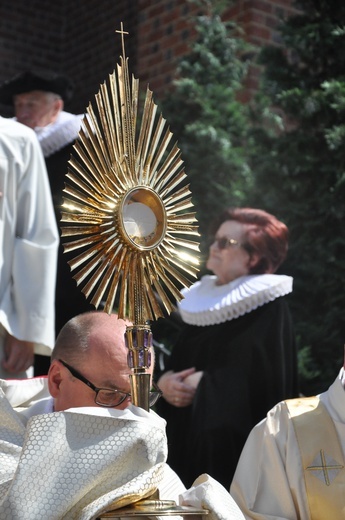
[
  {"xmin": 226, "ymin": 0, "xmax": 296, "ymax": 100},
  {"xmin": 0, "ymin": 0, "xmax": 295, "ymax": 117},
  {"xmin": 0, "ymin": 0, "xmax": 138, "ymax": 116},
  {"xmin": 60, "ymin": 0, "xmax": 139, "ymax": 114},
  {"xmin": 0, "ymin": 0, "xmax": 64, "ymax": 115},
  {"xmin": 136, "ymin": 0, "xmax": 199, "ymax": 98}
]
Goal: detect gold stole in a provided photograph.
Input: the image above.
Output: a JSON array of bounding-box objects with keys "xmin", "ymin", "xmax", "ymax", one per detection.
[{"xmin": 286, "ymin": 396, "xmax": 345, "ymax": 520}]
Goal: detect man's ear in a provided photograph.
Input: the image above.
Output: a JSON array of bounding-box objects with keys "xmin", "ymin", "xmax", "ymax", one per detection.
[
  {"xmin": 52, "ymin": 98, "xmax": 63, "ymax": 119},
  {"xmin": 48, "ymin": 360, "xmax": 63, "ymax": 398}
]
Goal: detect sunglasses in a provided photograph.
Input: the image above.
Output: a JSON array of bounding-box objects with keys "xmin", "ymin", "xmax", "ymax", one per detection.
[{"xmin": 210, "ymin": 236, "xmax": 240, "ymax": 250}]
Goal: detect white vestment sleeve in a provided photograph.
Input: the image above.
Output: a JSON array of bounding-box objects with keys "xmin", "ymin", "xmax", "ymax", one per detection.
[
  {"xmin": 180, "ymin": 473, "xmax": 246, "ymax": 520},
  {"xmin": 230, "ymin": 403, "xmax": 309, "ymax": 520},
  {"xmin": 0, "ymin": 119, "xmax": 59, "ymax": 353}
]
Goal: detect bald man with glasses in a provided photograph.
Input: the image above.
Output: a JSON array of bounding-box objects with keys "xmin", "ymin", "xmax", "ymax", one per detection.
[
  {"xmin": 0, "ymin": 311, "xmax": 181, "ymax": 518},
  {"xmin": 0, "ymin": 310, "xmax": 246, "ymax": 519},
  {"xmin": 48, "ymin": 311, "xmax": 161, "ymax": 412}
]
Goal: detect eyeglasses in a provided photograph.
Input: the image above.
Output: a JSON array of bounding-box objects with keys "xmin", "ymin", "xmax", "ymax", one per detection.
[
  {"xmin": 210, "ymin": 236, "xmax": 240, "ymax": 250},
  {"xmin": 59, "ymin": 359, "xmax": 162, "ymax": 408}
]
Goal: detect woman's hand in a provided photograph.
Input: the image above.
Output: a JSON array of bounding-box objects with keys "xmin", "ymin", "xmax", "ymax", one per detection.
[
  {"xmin": 184, "ymin": 370, "xmax": 204, "ymax": 389},
  {"xmin": 158, "ymin": 367, "xmax": 198, "ymax": 407}
]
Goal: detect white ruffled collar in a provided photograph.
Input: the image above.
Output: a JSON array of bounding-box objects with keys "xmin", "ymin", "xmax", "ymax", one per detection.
[
  {"xmin": 178, "ymin": 274, "xmax": 293, "ymax": 326},
  {"xmin": 26, "ymin": 110, "xmax": 83, "ymax": 157}
]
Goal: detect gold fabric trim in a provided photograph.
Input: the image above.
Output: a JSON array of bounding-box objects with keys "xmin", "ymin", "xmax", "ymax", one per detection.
[{"xmin": 286, "ymin": 396, "xmax": 345, "ymax": 520}]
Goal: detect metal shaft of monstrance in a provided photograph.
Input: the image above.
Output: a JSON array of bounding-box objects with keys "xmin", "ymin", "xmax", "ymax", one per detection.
[{"xmin": 125, "ymin": 266, "xmax": 152, "ymax": 411}]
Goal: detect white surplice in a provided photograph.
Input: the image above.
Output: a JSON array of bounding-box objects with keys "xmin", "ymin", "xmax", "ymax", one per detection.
[
  {"xmin": 0, "ymin": 118, "xmax": 59, "ymax": 374},
  {"xmin": 230, "ymin": 369, "xmax": 345, "ymax": 519}
]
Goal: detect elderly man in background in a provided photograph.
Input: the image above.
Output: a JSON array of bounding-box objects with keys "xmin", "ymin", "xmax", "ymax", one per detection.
[
  {"xmin": 0, "ymin": 69, "xmax": 93, "ymax": 375},
  {"xmin": 0, "ymin": 116, "xmax": 58, "ymax": 379}
]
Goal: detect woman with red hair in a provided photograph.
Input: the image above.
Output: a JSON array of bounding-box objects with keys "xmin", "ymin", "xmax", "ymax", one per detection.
[{"xmin": 157, "ymin": 207, "xmax": 299, "ymax": 490}]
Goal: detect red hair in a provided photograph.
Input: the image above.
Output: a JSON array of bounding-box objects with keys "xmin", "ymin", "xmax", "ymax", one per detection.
[{"xmin": 210, "ymin": 207, "xmax": 289, "ymax": 274}]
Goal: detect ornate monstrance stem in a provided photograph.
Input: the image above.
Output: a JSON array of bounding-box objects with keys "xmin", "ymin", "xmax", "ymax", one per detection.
[{"xmin": 61, "ymin": 24, "xmax": 200, "ymax": 411}]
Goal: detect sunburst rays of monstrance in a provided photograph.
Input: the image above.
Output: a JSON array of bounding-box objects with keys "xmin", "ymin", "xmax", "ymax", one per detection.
[{"xmin": 61, "ymin": 25, "xmax": 200, "ymax": 412}]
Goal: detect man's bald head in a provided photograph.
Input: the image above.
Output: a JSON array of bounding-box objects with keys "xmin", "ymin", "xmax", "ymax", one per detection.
[
  {"xmin": 48, "ymin": 311, "xmax": 147, "ymax": 412},
  {"xmin": 51, "ymin": 311, "xmax": 130, "ymax": 365}
]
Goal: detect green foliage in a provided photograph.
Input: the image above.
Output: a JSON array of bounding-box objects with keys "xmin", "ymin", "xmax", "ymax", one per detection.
[
  {"xmin": 160, "ymin": 2, "xmax": 254, "ymax": 244},
  {"xmin": 247, "ymin": 0, "xmax": 345, "ymax": 394}
]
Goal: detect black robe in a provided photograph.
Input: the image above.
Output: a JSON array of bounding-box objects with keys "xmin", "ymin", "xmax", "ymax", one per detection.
[
  {"xmin": 47, "ymin": 143, "xmax": 94, "ymax": 328},
  {"xmin": 156, "ymin": 297, "xmax": 299, "ymax": 489},
  {"xmin": 34, "ymin": 143, "xmax": 93, "ymax": 375}
]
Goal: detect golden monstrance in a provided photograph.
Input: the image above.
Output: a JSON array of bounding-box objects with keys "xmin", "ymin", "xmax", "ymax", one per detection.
[{"xmin": 61, "ymin": 24, "xmax": 207, "ymax": 518}]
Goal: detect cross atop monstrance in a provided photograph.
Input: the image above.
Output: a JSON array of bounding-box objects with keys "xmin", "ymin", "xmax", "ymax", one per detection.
[{"xmin": 116, "ymin": 22, "xmax": 129, "ymax": 59}]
